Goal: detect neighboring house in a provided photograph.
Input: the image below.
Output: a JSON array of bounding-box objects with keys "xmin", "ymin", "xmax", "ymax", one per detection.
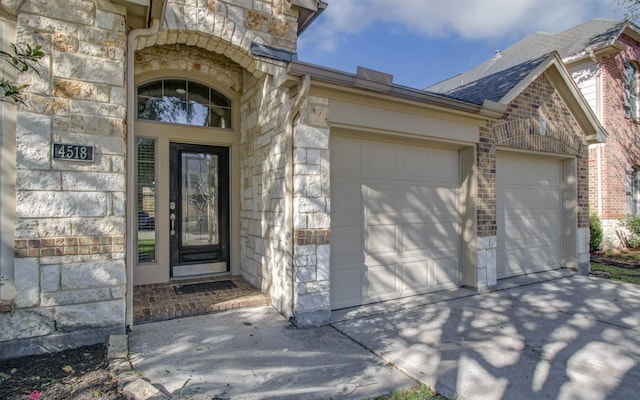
[
  {"xmin": 0, "ymin": 0, "xmax": 604, "ymax": 359},
  {"xmin": 431, "ymin": 19, "xmax": 640, "ymax": 249}
]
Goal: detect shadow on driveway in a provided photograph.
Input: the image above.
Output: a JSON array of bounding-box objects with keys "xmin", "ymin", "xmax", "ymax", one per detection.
[
  {"xmin": 334, "ymin": 272, "xmax": 640, "ymax": 400},
  {"xmin": 129, "ymin": 271, "xmax": 640, "ymax": 399}
]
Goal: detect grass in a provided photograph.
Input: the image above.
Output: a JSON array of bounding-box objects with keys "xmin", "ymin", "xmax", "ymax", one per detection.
[
  {"xmin": 373, "ymin": 385, "xmax": 452, "ymax": 400},
  {"xmin": 591, "ymin": 262, "xmax": 640, "ymax": 285},
  {"xmin": 137, "ymin": 238, "xmax": 156, "ymax": 262}
]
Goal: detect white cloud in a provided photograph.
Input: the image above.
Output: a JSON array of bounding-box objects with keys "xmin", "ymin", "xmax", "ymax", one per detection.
[{"xmin": 301, "ymin": 0, "xmax": 624, "ymax": 54}]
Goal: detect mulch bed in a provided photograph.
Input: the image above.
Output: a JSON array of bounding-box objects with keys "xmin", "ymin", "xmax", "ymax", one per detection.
[
  {"xmin": 0, "ymin": 344, "xmax": 123, "ymax": 400},
  {"xmin": 591, "ymin": 251, "xmax": 640, "ymax": 269}
]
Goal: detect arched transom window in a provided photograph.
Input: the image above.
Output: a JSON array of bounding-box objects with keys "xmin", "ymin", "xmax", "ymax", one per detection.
[{"xmin": 137, "ymin": 79, "xmax": 232, "ymax": 128}]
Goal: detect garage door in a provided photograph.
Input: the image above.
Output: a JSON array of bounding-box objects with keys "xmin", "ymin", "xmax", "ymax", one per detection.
[
  {"xmin": 496, "ymin": 152, "xmax": 562, "ymax": 279},
  {"xmin": 330, "ymin": 136, "xmax": 461, "ymax": 309}
]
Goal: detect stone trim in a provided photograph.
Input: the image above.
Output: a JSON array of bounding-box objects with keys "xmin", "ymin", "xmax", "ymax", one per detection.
[
  {"xmin": 294, "ymin": 229, "xmax": 330, "ymax": 245},
  {"xmin": 15, "ymin": 236, "xmax": 125, "ymax": 258}
]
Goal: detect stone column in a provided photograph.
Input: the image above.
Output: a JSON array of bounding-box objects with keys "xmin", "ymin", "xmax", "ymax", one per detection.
[{"xmin": 292, "ymin": 96, "xmax": 331, "ymax": 327}]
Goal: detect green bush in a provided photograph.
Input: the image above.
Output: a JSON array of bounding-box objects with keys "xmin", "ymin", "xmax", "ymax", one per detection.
[
  {"xmin": 623, "ymin": 215, "xmax": 640, "ymax": 248},
  {"xmin": 589, "ymin": 213, "xmax": 603, "ymax": 252}
]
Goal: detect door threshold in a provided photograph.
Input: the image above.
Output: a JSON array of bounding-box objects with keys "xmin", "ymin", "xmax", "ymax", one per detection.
[{"xmin": 170, "ymin": 271, "xmax": 231, "ymax": 282}]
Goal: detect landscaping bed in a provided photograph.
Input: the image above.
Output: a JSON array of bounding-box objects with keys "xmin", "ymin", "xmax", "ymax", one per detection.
[
  {"xmin": 0, "ymin": 343, "xmax": 122, "ymax": 400},
  {"xmin": 591, "ymin": 248, "xmax": 640, "ymax": 285}
]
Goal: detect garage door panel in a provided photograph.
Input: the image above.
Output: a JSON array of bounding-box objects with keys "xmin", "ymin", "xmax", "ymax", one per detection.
[
  {"xmin": 331, "ymin": 266, "xmax": 363, "ymax": 308},
  {"xmin": 401, "ymin": 223, "xmax": 431, "ymax": 252},
  {"xmin": 427, "ymin": 148, "xmax": 460, "ymax": 182},
  {"xmin": 332, "ymin": 226, "xmax": 363, "ymax": 258},
  {"xmin": 331, "ymin": 137, "xmax": 361, "ymax": 174},
  {"xmin": 503, "ymin": 217, "xmax": 560, "ymax": 243},
  {"xmin": 497, "ymin": 153, "xmax": 562, "ymax": 279},
  {"xmin": 429, "ymin": 222, "xmax": 461, "ymax": 253},
  {"xmin": 331, "ymin": 181, "xmax": 362, "ymax": 218},
  {"xmin": 364, "ymin": 184, "xmax": 400, "ymax": 214},
  {"xmin": 502, "ymin": 247, "xmax": 559, "ymax": 277},
  {"xmin": 331, "ymin": 135, "xmax": 462, "ymax": 309},
  {"xmin": 364, "ymin": 142, "xmax": 398, "ymax": 178},
  {"xmin": 433, "ymin": 258, "xmax": 461, "ymax": 289},
  {"xmin": 399, "ymin": 147, "xmax": 432, "ymax": 178},
  {"xmin": 365, "ymin": 225, "xmax": 397, "ymax": 255},
  {"xmin": 403, "ymin": 185, "xmax": 459, "ymax": 218},
  {"xmin": 402, "ymin": 260, "xmax": 430, "ymax": 293},
  {"xmin": 364, "ymin": 264, "xmax": 398, "ymax": 298}
]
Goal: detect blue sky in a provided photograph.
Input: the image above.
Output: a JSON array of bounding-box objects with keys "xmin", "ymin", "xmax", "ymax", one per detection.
[{"xmin": 297, "ymin": 0, "xmax": 627, "ymax": 89}]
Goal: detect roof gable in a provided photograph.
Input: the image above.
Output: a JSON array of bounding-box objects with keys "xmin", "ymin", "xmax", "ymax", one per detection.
[{"xmin": 428, "ymin": 19, "xmax": 629, "ymax": 95}]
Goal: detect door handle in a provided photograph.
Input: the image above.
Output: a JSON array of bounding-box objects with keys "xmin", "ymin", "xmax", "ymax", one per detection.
[{"xmin": 169, "ymin": 201, "xmax": 176, "ymax": 236}]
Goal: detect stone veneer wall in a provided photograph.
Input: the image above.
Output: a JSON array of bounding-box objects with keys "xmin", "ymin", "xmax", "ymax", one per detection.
[
  {"xmin": 240, "ymin": 71, "xmax": 292, "ymax": 316},
  {"xmin": 132, "ymin": 0, "xmax": 302, "ymax": 318},
  {"xmin": 0, "ymin": 0, "xmax": 127, "ymax": 357},
  {"xmin": 291, "ymin": 96, "xmax": 331, "ymax": 326}
]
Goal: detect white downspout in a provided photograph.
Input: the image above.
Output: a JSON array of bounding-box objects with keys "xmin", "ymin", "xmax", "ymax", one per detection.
[
  {"xmin": 285, "ymin": 74, "xmax": 310, "ymax": 322},
  {"xmin": 125, "ymin": 18, "xmax": 160, "ymax": 330}
]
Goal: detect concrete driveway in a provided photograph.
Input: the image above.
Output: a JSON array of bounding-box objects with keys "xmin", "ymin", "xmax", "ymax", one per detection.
[{"xmin": 129, "ymin": 271, "xmax": 640, "ymax": 399}]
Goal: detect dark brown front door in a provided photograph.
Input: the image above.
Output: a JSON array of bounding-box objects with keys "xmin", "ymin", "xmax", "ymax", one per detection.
[{"xmin": 169, "ymin": 143, "xmax": 230, "ymax": 277}]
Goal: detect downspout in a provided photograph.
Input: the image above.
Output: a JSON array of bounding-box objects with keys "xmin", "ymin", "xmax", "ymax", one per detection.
[
  {"xmin": 285, "ymin": 74, "xmax": 310, "ymax": 321},
  {"xmin": 125, "ymin": 18, "xmax": 160, "ymax": 330}
]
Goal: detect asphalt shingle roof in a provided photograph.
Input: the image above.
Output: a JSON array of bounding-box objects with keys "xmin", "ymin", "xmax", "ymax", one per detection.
[{"xmin": 426, "ymin": 19, "xmax": 627, "ymax": 105}]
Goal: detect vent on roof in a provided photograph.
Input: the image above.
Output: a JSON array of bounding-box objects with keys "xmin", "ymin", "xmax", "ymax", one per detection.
[{"xmin": 356, "ymin": 66, "xmax": 393, "ymax": 85}]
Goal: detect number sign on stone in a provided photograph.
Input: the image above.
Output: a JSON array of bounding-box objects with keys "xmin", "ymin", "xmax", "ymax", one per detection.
[{"xmin": 52, "ymin": 143, "xmax": 95, "ymax": 162}]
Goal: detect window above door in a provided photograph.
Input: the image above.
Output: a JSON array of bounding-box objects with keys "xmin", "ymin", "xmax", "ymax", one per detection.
[{"xmin": 137, "ymin": 79, "xmax": 232, "ymax": 129}]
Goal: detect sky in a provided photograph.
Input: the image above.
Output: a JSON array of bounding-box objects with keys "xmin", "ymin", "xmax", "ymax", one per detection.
[{"xmin": 297, "ymin": 0, "xmax": 628, "ymax": 89}]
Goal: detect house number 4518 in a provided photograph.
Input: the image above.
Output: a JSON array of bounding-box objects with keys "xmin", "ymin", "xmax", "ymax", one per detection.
[{"xmin": 52, "ymin": 143, "xmax": 95, "ymax": 162}]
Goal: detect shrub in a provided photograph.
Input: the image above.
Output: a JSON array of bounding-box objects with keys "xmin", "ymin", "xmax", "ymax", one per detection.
[
  {"xmin": 589, "ymin": 213, "xmax": 603, "ymax": 252},
  {"xmin": 623, "ymin": 215, "xmax": 640, "ymax": 248}
]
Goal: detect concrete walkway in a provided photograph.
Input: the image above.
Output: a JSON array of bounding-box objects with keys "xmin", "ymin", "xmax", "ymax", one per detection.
[{"xmin": 129, "ymin": 271, "xmax": 640, "ymax": 399}]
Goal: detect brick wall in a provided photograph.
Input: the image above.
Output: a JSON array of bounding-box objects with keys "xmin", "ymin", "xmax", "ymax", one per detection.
[
  {"xmin": 477, "ymin": 122, "xmax": 496, "ymax": 238},
  {"xmin": 492, "ymin": 74, "xmax": 589, "ymax": 227},
  {"xmin": 599, "ymin": 33, "xmax": 640, "ymax": 220},
  {"xmin": 475, "ymin": 73, "xmax": 591, "ymax": 285}
]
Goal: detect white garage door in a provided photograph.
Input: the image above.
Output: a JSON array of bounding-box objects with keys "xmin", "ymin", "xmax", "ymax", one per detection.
[
  {"xmin": 497, "ymin": 152, "xmax": 562, "ymax": 279},
  {"xmin": 330, "ymin": 136, "xmax": 462, "ymax": 309}
]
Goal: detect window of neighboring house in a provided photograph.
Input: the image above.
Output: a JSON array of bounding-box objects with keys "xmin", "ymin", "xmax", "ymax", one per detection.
[
  {"xmin": 623, "ymin": 59, "xmax": 639, "ymax": 122},
  {"xmin": 628, "ymin": 167, "xmax": 640, "ymax": 215}
]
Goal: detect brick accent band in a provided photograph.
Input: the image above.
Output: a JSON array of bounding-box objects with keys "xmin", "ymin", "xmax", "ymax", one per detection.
[
  {"xmin": 15, "ymin": 236, "xmax": 125, "ymax": 258},
  {"xmin": 0, "ymin": 300, "xmax": 14, "ymax": 313},
  {"xmin": 295, "ymin": 229, "xmax": 330, "ymax": 245}
]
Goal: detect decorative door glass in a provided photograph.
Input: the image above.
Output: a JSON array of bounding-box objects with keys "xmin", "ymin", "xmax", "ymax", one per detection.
[{"xmin": 181, "ymin": 152, "xmax": 219, "ymax": 246}]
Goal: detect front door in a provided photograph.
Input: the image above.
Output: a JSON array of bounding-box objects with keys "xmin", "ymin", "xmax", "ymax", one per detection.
[{"xmin": 169, "ymin": 143, "xmax": 230, "ymax": 277}]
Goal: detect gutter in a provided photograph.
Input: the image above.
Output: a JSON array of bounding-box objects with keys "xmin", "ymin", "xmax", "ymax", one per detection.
[
  {"xmin": 287, "ymin": 61, "xmax": 506, "ymax": 119},
  {"xmin": 125, "ymin": 17, "xmax": 161, "ymax": 330},
  {"xmin": 285, "ymin": 74, "xmax": 310, "ymax": 322}
]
